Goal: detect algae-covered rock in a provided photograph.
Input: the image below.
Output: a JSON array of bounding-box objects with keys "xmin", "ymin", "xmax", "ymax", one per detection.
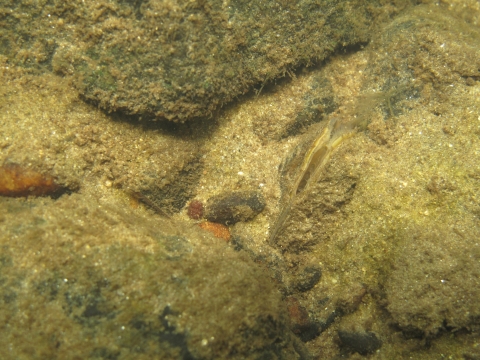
[
  {"xmin": 0, "ymin": 72, "xmax": 205, "ymax": 216},
  {"xmin": 359, "ymin": 3, "xmax": 480, "ymax": 123},
  {"xmin": 352, "ymin": 4, "xmax": 480, "ymax": 337},
  {"xmin": 0, "ymin": 194, "xmax": 300, "ymax": 359},
  {"xmin": 0, "ymin": 0, "xmax": 412, "ymax": 121},
  {"xmin": 385, "ymin": 223, "xmax": 480, "ymax": 337},
  {"xmin": 250, "ymin": 3, "xmax": 480, "ymax": 356}
]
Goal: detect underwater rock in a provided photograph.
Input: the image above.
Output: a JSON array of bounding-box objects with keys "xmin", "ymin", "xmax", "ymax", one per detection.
[
  {"xmin": 0, "ymin": 193, "xmax": 301, "ymax": 359},
  {"xmin": 0, "ymin": 0, "xmax": 412, "ymax": 121},
  {"xmin": 205, "ymin": 190, "xmax": 266, "ymax": 225},
  {"xmin": 385, "ymin": 224, "xmax": 480, "ymax": 337},
  {"xmin": 360, "ymin": 4, "xmax": 480, "ymax": 124},
  {"xmin": 366, "ymin": 6, "xmax": 480, "ymax": 338},
  {"xmin": 128, "ymin": 153, "xmax": 204, "ymax": 217}
]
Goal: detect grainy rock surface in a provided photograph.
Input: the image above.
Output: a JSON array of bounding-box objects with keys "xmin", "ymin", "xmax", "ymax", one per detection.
[
  {"xmin": 1, "ymin": 1, "xmax": 480, "ymax": 359},
  {"xmin": 385, "ymin": 223, "xmax": 480, "ymax": 336},
  {"xmin": 0, "ymin": 72, "xmax": 204, "ymax": 216},
  {"xmin": 0, "ymin": 194, "xmax": 300, "ymax": 360},
  {"xmin": 0, "ymin": 0, "xmax": 412, "ymax": 121}
]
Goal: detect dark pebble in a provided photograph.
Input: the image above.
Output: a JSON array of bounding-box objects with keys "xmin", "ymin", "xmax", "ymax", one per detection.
[
  {"xmin": 338, "ymin": 330, "xmax": 382, "ymax": 355},
  {"xmin": 294, "ymin": 266, "xmax": 322, "ymax": 293},
  {"xmin": 205, "ymin": 190, "xmax": 266, "ymax": 225}
]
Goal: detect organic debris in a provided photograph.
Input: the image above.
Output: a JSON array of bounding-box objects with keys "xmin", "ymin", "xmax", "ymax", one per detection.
[{"xmin": 0, "ymin": 163, "xmax": 67, "ymax": 198}]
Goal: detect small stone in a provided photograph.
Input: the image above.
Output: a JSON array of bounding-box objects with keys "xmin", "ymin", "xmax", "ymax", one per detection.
[
  {"xmin": 187, "ymin": 199, "xmax": 204, "ymax": 220},
  {"xmin": 293, "ymin": 266, "xmax": 322, "ymax": 293},
  {"xmin": 204, "ymin": 190, "xmax": 266, "ymax": 225},
  {"xmin": 199, "ymin": 221, "xmax": 231, "ymax": 242},
  {"xmin": 0, "ymin": 163, "xmax": 68, "ymax": 198},
  {"xmin": 338, "ymin": 330, "xmax": 382, "ymax": 355}
]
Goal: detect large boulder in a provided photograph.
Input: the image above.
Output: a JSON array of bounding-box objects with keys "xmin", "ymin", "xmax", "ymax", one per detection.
[
  {"xmin": 0, "ymin": 193, "xmax": 301, "ymax": 359},
  {"xmin": 0, "ymin": 0, "xmax": 411, "ymax": 121}
]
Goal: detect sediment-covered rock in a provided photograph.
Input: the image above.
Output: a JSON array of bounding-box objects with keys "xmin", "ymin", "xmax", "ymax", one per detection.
[
  {"xmin": 0, "ymin": 0, "xmax": 412, "ymax": 121},
  {"xmin": 0, "ymin": 194, "xmax": 300, "ymax": 359}
]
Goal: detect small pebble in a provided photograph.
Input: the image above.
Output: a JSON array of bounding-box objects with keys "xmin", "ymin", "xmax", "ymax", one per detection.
[
  {"xmin": 204, "ymin": 190, "xmax": 266, "ymax": 225},
  {"xmin": 294, "ymin": 266, "xmax": 322, "ymax": 293},
  {"xmin": 187, "ymin": 199, "xmax": 204, "ymax": 220},
  {"xmin": 198, "ymin": 221, "xmax": 231, "ymax": 242}
]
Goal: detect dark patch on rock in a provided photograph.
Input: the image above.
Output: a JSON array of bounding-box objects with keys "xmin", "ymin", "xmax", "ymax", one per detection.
[
  {"xmin": 322, "ymin": 310, "xmax": 341, "ymax": 333},
  {"xmin": 90, "ymin": 347, "xmax": 120, "ymax": 360},
  {"xmin": 465, "ymin": 76, "xmax": 478, "ymax": 86},
  {"xmin": 297, "ymin": 321, "xmax": 322, "ymax": 343},
  {"xmin": 338, "ymin": 330, "xmax": 382, "ymax": 356},
  {"xmin": 400, "ymin": 326, "xmax": 425, "ymax": 340},
  {"xmin": 119, "ymin": 0, "xmax": 147, "ymax": 20},
  {"xmin": 286, "ymin": 297, "xmax": 321, "ymax": 342},
  {"xmin": 281, "ymin": 76, "xmax": 337, "ymax": 139},
  {"xmin": 134, "ymin": 154, "xmax": 204, "ymax": 216},
  {"xmin": 82, "ymin": 302, "xmax": 106, "ymax": 318},
  {"xmin": 229, "ymin": 235, "xmax": 245, "ymax": 252},
  {"xmin": 36, "ymin": 277, "xmax": 63, "ymax": 301},
  {"xmin": 158, "ymin": 306, "xmax": 197, "ymax": 360},
  {"xmin": 205, "ymin": 190, "xmax": 266, "ymax": 225},
  {"xmin": 125, "ymin": 310, "xmax": 196, "ymax": 359}
]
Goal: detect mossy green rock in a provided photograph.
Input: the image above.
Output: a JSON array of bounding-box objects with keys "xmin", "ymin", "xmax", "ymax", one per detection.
[
  {"xmin": 0, "ymin": 0, "xmax": 411, "ymax": 121},
  {"xmin": 0, "ymin": 194, "xmax": 299, "ymax": 359}
]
